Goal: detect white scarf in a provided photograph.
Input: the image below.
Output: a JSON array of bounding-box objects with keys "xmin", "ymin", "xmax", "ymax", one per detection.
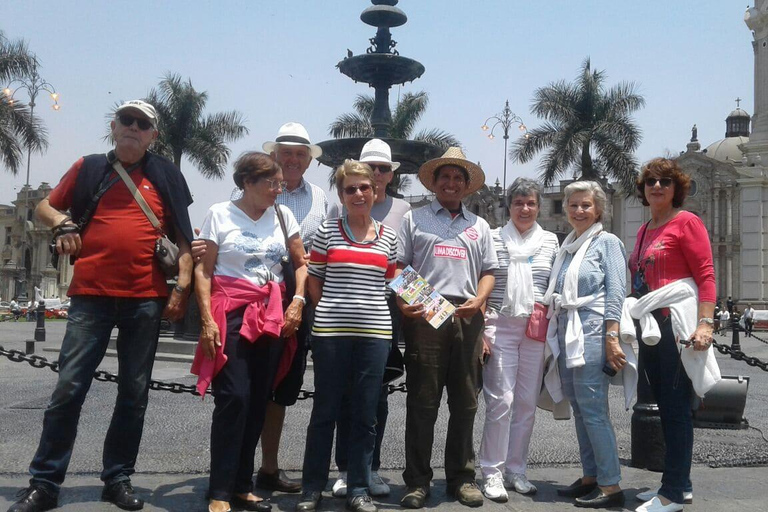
[
  {"xmin": 543, "ymin": 222, "xmax": 604, "ymax": 306},
  {"xmin": 500, "ymin": 221, "xmax": 545, "ymax": 317},
  {"xmin": 543, "ymin": 222, "xmax": 605, "ymax": 368}
]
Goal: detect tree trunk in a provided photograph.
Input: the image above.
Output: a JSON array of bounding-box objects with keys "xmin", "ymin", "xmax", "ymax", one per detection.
[{"xmin": 581, "ymin": 141, "xmax": 596, "ymax": 180}]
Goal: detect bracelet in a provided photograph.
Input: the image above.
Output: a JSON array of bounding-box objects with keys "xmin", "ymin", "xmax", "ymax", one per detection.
[
  {"xmin": 173, "ymin": 284, "xmax": 187, "ymax": 294},
  {"xmin": 293, "ymin": 295, "xmax": 306, "ymax": 305},
  {"xmin": 51, "ymin": 217, "xmax": 72, "ymax": 233},
  {"xmin": 606, "ymin": 330, "xmax": 619, "ymax": 339},
  {"xmin": 698, "ymin": 317, "xmax": 714, "ymax": 326}
]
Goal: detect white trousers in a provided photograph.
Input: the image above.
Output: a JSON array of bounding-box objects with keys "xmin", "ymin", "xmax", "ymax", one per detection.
[{"xmin": 478, "ymin": 311, "xmax": 546, "ymax": 478}]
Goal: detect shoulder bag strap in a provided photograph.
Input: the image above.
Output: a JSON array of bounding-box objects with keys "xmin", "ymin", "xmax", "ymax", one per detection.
[
  {"xmin": 275, "ymin": 204, "xmax": 290, "ymax": 245},
  {"xmin": 112, "ymin": 159, "xmax": 163, "ymax": 233}
]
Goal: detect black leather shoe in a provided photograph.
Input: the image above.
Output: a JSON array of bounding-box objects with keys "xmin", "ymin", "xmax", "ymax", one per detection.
[
  {"xmin": 101, "ymin": 481, "xmax": 144, "ymax": 511},
  {"xmin": 557, "ymin": 478, "xmax": 598, "ymax": 498},
  {"xmin": 231, "ymin": 494, "xmax": 272, "ymax": 511},
  {"xmin": 346, "ymin": 495, "xmax": 377, "ymax": 512},
  {"xmin": 575, "ymin": 488, "xmax": 626, "ymax": 508},
  {"xmin": 295, "ymin": 490, "xmax": 322, "ymax": 511},
  {"xmin": 256, "ymin": 469, "xmax": 302, "ymax": 493},
  {"xmin": 8, "ymin": 485, "xmax": 58, "ymax": 512}
]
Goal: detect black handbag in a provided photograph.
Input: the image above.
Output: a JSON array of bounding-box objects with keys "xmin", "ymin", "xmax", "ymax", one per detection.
[{"xmin": 275, "ymin": 205, "xmax": 296, "ymax": 302}]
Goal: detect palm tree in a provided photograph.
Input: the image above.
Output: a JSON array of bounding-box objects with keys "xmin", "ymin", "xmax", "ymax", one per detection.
[
  {"xmin": 329, "ymin": 91, "xmax": 461, "ymax": 193},
  {"xmin": 512, "ymin": 58, "xmax": 645, "ymax": 194},
  {"xmin": 0, "ymin": 31, "xmax": 47, "ymax": 175},
  {"xmin": 109, "ymin": 72, "xmax": 248, "ymax": 179}
]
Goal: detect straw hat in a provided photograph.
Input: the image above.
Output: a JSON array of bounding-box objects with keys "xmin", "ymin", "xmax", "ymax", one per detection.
[
  {"xmin": 262, "ymin": 122, "xmax": 322, "ymax": 159},
  {"xmin": 417, "ymin": 147, "xmax": 485, "ymax": 196}
]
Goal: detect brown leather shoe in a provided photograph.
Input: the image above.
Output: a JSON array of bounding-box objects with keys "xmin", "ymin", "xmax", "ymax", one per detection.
[
  {"xmin": 256, "ymin": 469, "xmax": 302, "ymax": 493},
  {"xmin": 400, "ymin": 486, "xmax": 430, "ymax": 509},
  {"xmin": 452, "ymin": 482, "xmax": 484, "ymax": 508}
]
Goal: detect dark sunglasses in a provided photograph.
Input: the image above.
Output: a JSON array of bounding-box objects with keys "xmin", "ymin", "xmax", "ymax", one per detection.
[
  {"xmin": 645, "ymin": 177, "xmax": 673, "ymax": 188},
  {"xmin": 118, "ymin": 114, "xmax": 154, "ymax": 131},
  {"xmin": 370, "ymin": 164, "xmax": 392, "ymax": 173},
  {"xmin": 343, "ymin": 183, "xmax": 373, "ymax": 195}
]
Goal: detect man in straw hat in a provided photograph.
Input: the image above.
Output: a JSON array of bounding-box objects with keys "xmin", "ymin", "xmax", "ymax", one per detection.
[
  {"xmin": 9, "ymin": 100, "xmax": 194, "ymax": 512},
  {"xmin": 397, "ymin": 147, "xmax": 498, "ymax": 509},
  {"xmin": 328, "ymin": 139, "xmax": 411, "ymax": 499}
]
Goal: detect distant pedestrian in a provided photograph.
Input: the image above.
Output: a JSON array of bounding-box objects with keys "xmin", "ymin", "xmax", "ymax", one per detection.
[
  {"xmin": 744, "ymin": 304, "xmax": 755, "ymax": 337},
  {"xmin": 720, "ymin": 309, "xmax": 730, "ymax": 332},
  {"xmin": 727, "ymin": 296, "xmax": 734, "ymax": 314}
]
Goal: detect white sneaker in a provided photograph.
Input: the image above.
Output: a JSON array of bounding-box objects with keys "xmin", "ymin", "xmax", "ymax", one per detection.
[
  {"xmin": 635, "ymin": 496, "xmax": 684, "ymax": 512},
  {"xmin": 636, "ymin": 489, "xmax": 693, "ymax": 504},
  {"xmin": 505, "ymin": 472, "xmax": 537, "ymax": 495},
  {"xmin": 481, "ymin": 474, "xmax": 509, "ymax": 503},
  {"xmin": 368, "ymin": 471, "xmax": 390, "ymax": 497},
  {"xmin": 332, "ymin": 471, "xmax": 347, "ymax": 498}
]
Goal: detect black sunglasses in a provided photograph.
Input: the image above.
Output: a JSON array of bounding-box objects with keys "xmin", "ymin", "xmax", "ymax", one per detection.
[
  {"xmin": 343, "ymin": 183, "xmax": 373, "ymax": 195},
  {"xmin": 118, "ymin": 114, "xmax": 154, "ymax": 131},
  {"xmin": 370, "ymin": 164, "xmax": 392, "ymax": 173},
  {"xmin": 645, "ymin": 177, "xmax": 673, "ymax": 188}
]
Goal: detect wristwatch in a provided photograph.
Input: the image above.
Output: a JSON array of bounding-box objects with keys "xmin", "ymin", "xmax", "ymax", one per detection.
[
  {"xmin": 698, "ymin": 317, "xmax": 714, "ymax": 326},
  {"xmin": 173, "ymin": 284, "xmax": 187, "ymax": 294},
  {"xmin": 606, "ymin": 330, "xmax": 619, "ymax": 339}
]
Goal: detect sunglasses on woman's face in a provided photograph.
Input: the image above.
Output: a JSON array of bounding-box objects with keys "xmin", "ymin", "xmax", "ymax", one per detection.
[
  {"xmin": 343, "ymin": 183, "xmax": 373, "ymax": 195},
  {"xmin": 645, "ymin": 177, "xmax": 673, "ymax": 188},
  {"xmin": 118, "ymin": 114, "xmax": 154, "ymax": 131}
]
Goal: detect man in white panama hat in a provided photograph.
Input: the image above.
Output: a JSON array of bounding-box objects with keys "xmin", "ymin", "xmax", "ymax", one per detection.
[
  {"xmin": 255, "ymin": 122, "xmax": 328, "ymax": 494},
  {"xmin": 396, "ymin": 147, "xmax": 498, "ymax": 509}
]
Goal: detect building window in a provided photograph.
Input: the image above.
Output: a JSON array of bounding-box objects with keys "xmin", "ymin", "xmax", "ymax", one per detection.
[{"xmin": 554, "ymin": 200, "xmax": 563, "ymax": 214}]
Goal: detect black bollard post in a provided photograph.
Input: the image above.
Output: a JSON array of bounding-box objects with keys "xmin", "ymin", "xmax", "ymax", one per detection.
[
  {"xmin": 630, "ymin": 351, "xmax": 666, "ymax": 471},
  {"xmin": 26, "ymin": 300, "xmax": 46, "ymax": 355},
  {"xmin": 731, "ymin": 316, "xmax": 741, "ymax": 357}
]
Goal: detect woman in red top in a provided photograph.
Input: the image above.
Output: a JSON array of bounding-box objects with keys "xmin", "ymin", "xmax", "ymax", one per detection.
[{"xmin": 629, "ymin": 158, "xmax": 715, "ymax": 512}]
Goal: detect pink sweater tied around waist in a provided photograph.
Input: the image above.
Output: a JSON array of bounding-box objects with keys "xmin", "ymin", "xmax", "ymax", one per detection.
[{"xmin": 191, "ymin": 275, "xmax": 295, "ymax": 397}]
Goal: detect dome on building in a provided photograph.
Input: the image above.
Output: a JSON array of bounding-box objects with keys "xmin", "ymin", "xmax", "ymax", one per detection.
[
  {"xmin": 702, "ymin": 104, "xmax": 750, "ymax": 162},
  {"xmin": 704, "ymin": 136, "xmax": 749, "ymax": 162},
  {"xmin": 728, "ymin": 107, "xmax": 750, "ymax": 119}
]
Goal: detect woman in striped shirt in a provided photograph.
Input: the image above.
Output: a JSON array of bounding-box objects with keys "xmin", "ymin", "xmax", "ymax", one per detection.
[
  {"xmin": 478, "ymin": 178, "xmax": 559, "ymax": 503},
  {"xmin": 297, "ymin": 160, "xmax": 398, "ymax": 512}
]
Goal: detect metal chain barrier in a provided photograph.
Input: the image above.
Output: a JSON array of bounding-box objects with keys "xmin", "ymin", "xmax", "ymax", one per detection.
[
  {"xmin": 0, "ymin": 345, "xmax": 408, "ymax": 398},
  {"xmin": 712, "ymin": 340, "xmax": 768, "ymax": 372}
]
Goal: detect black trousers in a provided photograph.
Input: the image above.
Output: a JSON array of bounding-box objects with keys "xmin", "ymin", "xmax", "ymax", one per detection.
[{"xmin": 209, "ymin": 307, "xmax": 282, "ymax": 500}]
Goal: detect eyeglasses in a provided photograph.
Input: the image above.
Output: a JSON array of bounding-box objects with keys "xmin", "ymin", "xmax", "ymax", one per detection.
[
  {"xmin": 264, "ymin": 178, "xmax": 288, "ymax": 191},
  {"xmin": 343, "ymin": 183, "xmax": 373, "ymax": 195},
  {"xmin": 370, "ymin": 164, "xmax": 392, "ymax": 173},
  {"xmin": 645, "ymin": 177, "xmax": 673, "ymax": 188},
  {"xmin": 117, "ymin": 114, "xmax": 154, "ymax": 131},
  {"xmin": 511, "ymin": 200, "xmax": 538, "ymax": 210}
]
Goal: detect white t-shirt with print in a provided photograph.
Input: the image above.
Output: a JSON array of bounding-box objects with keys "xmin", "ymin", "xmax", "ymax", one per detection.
[{"xmin": 199, "ymin": 201, "xmax": 300, "ymax": 286}]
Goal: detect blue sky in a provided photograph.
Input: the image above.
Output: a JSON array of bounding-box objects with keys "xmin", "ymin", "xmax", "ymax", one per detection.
[{"xmin": 2, "ymin": 0, "xmax": 755, "ymax": 226}]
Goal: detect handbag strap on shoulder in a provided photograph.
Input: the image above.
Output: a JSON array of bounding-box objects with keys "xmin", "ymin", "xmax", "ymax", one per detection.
[
  {"xmin": 112, "ymin": 158, "xmax": 163, "ymax": 234},
  {"xmin": 275, "ymin": 204, "xmax": 290, "ymax": 245}
]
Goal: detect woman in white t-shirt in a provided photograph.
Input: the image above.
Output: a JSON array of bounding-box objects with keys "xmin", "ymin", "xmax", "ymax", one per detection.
[{"xmin": 192, "ymin": 152, "xmax": 307, "ymax": 512}]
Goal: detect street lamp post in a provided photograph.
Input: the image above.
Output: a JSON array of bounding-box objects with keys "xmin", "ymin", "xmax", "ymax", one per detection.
[
  {"xmin": 481, "ymin": 100, "xmax": 527, "ymax": 192},
  {"xmin": 3, "ymin": 69, "xmax": 59, "ymax": 302}
]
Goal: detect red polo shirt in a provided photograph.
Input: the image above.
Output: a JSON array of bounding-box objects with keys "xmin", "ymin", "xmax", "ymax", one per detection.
[{"xmin": 49, "ymin": 158, "xmax": 171, "ymax": 297}]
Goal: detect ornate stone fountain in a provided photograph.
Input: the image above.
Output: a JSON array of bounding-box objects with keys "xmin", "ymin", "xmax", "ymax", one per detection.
[{"xmin": 316, "ymin": 0, "xmax": 444, "ymax": 175}]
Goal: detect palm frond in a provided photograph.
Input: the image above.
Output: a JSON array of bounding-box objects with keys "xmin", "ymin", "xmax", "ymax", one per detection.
[
  {"xmin": 391, "ymin": 91, "xmax": 428, "ymax": 139},
  {"xmin": 329, "ymin": 113, "xmax": 373, "ymax": 138},
  {"xmin": 352, "ymin": 94, "xmax": 375, "ymax": 118},
  {"xmin": 412, "ymin": 128, "xmax": 461, "ymax": 151},
  {"xmin": 0, "ymin": 31, "xmax": 38, "ymax": 83}
]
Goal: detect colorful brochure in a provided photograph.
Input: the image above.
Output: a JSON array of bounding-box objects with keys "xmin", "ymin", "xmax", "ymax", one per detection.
[{"xmin": 389, "ymin": 265, "xmax": 456, "ymax": 329}]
